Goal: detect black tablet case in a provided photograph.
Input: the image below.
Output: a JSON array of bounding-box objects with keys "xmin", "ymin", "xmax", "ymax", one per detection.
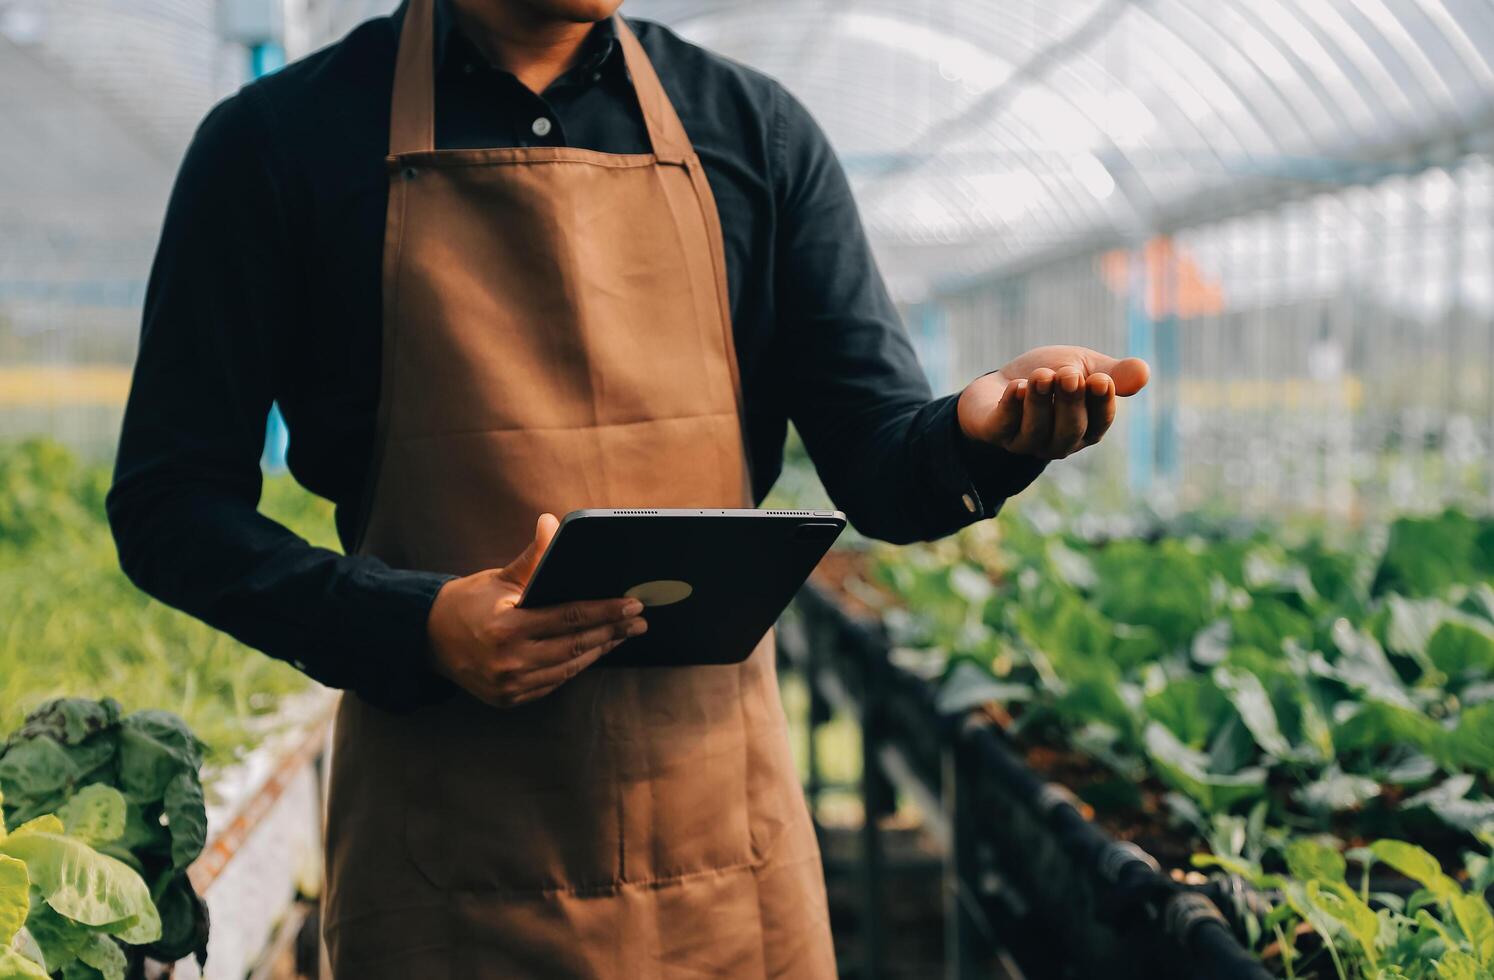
[{"xmin": 519, "ymin": 509, "xmax": 846, "ymax": 667}]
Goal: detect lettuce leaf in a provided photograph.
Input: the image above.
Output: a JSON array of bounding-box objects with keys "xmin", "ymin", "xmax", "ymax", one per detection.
[
  {"xmin": 0, "ymin": 946, "xmax": 50, "ymax": 980},
  {"xmin": 0, "ymin": 829, "xmax": 160, "ymax": 944},
  {"xmin": 0, "ymin": 854, "xmax": 28, "ymax": 944}
]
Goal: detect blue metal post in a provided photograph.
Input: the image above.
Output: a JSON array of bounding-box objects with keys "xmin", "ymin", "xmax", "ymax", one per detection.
[
  {"xmin": 249, "ymin": 40, "xmax": 289, "ymax": 471},
  {"xmin": 1126, "ymin": 250, "xmax": 1155, "ymax": 494},
  {"xmin": 909, "ymin": 302, "xmax": 952, "ymax": 394},
  {"xmin": 249, "ymin": 41, "xmax": 285, "ymax": 77}
]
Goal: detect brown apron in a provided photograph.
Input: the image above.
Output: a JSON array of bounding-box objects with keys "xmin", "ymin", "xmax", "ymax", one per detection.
[{"xmin": 321, "ymin": 5, "xmax": 834, "ymax": 977}]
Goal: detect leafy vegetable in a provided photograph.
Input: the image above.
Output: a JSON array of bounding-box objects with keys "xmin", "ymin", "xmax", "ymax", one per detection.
[
  {"xmin": 0, "ymin": 855, "xmax": 29, "ymax": 944},
  {"xmin": 0, "ymin": 947, "xmax": 50, "ymax": 980},
  {"xmin": 861, "ymin": 501, "xmax": 1494, "ymax": 838},
  {"xmin": 842, "ymin": 494, "xmax": 1494, "ymax": 978},
  {"xmin": 1428, "ymin": 622, "xmax": 1494, "ymax": 687},
  {"xmin": 0, "ymin": 786, "xmax": 158, "ymax": 979},
  {"xmin": 1144, "ymin": 722, "xmax": 1267, "ymax": 812},
  {"xmin": 0, "ymin": 700, "xmax": 210, "ymax": 969},
  {"xmin": 1373, "ymin": 511, "xmax": 1494, "ymax": 599},
  {"xmin": 1, "ymin": 826, "xmax": 160, "ymax": 943},
  {"xmin": 55, "ymin": 787, "xmax": 124, "ymax": 849},
  {"xmin": 1196, "ymin": 835, "xmax": 1494, "ymax": 980}
]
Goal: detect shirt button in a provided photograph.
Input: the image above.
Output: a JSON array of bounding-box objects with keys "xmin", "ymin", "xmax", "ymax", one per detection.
[
  {"xmin": 961, "ymin": 493, "xmax": 978, "ymax": 514},
  {"xmin": 291, "ymin": 659, "xmax": 307, "ymax": 672},
  {"xmin": 463, "ymin": 62, "xmax": 476, "ymax": 75},
  {"xmin": 531, "ymin": 116, "xmax": 553, "ymax": 137}
]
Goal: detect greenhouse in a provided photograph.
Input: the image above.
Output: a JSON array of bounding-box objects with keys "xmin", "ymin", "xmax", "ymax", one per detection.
[{"xmin": 3, "ymin": 0, "xmax": 1494, "ymax": 978}]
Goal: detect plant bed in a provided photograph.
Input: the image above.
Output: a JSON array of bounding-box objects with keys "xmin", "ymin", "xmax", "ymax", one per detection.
[
  {"xmin": 794, "ymin": 498, "xmax": 1494, "ymax": 979},
  {"xmin": 786, "ymin": 583, "xmax": 1270, "ymax": 980}
]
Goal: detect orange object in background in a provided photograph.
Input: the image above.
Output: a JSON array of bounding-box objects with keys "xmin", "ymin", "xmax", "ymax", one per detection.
[{"xmin": 1102, "ymin": 236, "xmax": 1225, "ymax": 319}]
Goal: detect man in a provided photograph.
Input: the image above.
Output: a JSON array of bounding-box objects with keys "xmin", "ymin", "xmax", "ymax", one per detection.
[{"xmin": 108, "ymin": 0, "xmax": 1149, "ymax": 975}]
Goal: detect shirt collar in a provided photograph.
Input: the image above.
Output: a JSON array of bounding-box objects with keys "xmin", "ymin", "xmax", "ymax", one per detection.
[{"xmin": 432, "ymin": 0, "xmax": 621, "ymax": 83}]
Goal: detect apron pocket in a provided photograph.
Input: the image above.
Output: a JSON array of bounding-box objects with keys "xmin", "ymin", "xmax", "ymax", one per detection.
[
  {"xmin": 614, "ymin": 661, "xmax": 757, "ymax": 884},
  {"xmin": 404, "ymin": 682, "xmax": 624, "ymax": 894}
]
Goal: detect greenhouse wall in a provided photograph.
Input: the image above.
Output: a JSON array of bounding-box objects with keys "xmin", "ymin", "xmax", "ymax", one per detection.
[
  {"xmin": 0, "ymin": 0, "xmax": 332, "ymax": 457},
  {"xmin": 932, "ymin": 148, "xmax": 1494, "ymax": 518}
]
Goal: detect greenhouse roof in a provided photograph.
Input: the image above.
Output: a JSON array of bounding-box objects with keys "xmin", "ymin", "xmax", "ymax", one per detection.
[
  {"xmin": 0, "ymin": 36, "xmax": 169, "ymax": 220},
  {"xmin": 8, "ymin": 0, "xmax": 1494, "ymax": 301},
  {"xmin": 624, "ymin": 0, "xmax": 1494, "ymax": 298},
  {"xmin": 0, "ymin": 31, "xmax": 174, "ymax": 302},
  {"xmin": 0, "ymin": 0, "xmax": 237, "ymax": 294}
]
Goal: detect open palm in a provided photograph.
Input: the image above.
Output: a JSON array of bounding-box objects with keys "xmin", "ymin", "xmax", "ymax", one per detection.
[{"xmin": 956, "ymin": 345, "xmax": 1151, "ymax": 460}]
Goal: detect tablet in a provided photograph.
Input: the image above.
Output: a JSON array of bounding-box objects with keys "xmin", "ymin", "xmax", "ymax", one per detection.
[{"xmin": 518, "ymin": 508, "xmax": 847, "ymax": 668}]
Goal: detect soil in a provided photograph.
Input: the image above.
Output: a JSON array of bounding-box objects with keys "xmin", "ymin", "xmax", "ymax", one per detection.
[{"xmin": 1019, "ymin": 741, "xmax": 1199, "ymax": 869}]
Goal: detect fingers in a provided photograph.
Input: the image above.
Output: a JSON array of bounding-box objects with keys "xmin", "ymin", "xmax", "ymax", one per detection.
[
  {"xmin": 1083, "ymin": 373, "xmax": 1117, "ymax": 445},
  {"xmin": 496, "ymin": 513, "xmax": 561, "ymax": 587},
  {"xmin": 1107, "ymin": 357, "xmax": 1150, "ymax": 396},
  {"xmin": 1049, "ymin": 366, "xmax": 1088, "ymax": 456},
  {"xmin": 1072, "ymin": 349, "xmax": 1149, "ymax": 397},
  {"xmin": 1008, "ymin": 368, "xmax": 1055, "ymax": 454},
  {"xmin": 1002, "ymin": 366, "xmax": 1101, "ymax": 459},
  {"xmin": 492, "ymin": 622, "xmax": 646, "ymax": 708},
  {"xmin": 982, "ymin": 379, "xmax": 1025, "ymax": 445},
  {"xmin": 522, "ymin": 597, "xmax": 644, "ymax": 641},
  {"xmin": 522, "ymin": 623, "xmax": 644, "ymax": 688},
  {"xmin": 526, "ymin": 615, "xmax": 647, "ymax": 668}
]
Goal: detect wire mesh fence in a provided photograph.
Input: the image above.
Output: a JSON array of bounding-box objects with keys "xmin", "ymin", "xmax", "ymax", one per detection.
[
  {"xmin": 0, "ymin": 0, "xmax": 250, "ymax": 457},
  {"xmin": 931, "ymin": 146, "xmax": 1494, "ymax": 518}
]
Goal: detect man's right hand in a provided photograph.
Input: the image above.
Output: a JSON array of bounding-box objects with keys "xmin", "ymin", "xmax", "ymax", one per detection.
[{"xmin": 425, "ymin": 513, "xmax": 646, "ymax": 708}]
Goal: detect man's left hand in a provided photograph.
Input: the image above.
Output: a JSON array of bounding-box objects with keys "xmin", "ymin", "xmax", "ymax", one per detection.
[{"xmin": 957, "ymin": 345, "xmax": 1151, "ymax": 461}]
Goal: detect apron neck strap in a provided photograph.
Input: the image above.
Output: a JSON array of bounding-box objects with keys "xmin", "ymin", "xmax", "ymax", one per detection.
[
  {"xmin": 389, "ymin": 0, "xmax": 693, "ymax": 164},
  {"xmin": 612, "ymin": 16, "xmax": 692, "ymax": 165},
  {"xmin": 390, "ymin": 0, "xmax": 436, "ymax": 156}
]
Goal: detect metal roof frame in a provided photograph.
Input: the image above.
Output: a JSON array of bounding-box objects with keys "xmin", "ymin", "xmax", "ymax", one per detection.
[{"xmin": 626, "ymin": 0, "xmax": 1494, "ymax": 295}]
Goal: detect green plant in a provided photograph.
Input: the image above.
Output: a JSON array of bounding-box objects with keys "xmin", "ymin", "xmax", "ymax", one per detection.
[
  {"xmin": 0, "ymin": 782, "xmax": 160, "ymax": 979},
  {"xmin": 861, "ymin": 505, "xmax": 1494, "ymax": 842},
  {"xmin": 835, "ymin": 496, "xmax": 1494, "ymax": 977},
  {"xmin": 1372, "ymin": 512, "xmax": 1494, "ymax": 600},
  {"xmin": 1196, "ymin": 835, "xmax": 1494, "ymax": 980},
  {"xmin": 0, "ymin": 440, "xmax": 107, "ymax": 552},
  {"xmin": 0, "ymin": 440, "xmax": 323, "ymax": 762},
  {"xmin": 0, "ymin": 700, "xmax": 209, "ymax": 969}
]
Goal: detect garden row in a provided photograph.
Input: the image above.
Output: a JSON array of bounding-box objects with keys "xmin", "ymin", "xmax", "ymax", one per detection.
[{"xmin": 797, "ymin": 499, "xmax": 1494, "ymax": 979}]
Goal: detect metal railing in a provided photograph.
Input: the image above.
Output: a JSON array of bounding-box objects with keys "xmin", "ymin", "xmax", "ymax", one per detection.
[{"xmin": 782, "ymin": 584, "xmax": 1270, "ymax": 980}]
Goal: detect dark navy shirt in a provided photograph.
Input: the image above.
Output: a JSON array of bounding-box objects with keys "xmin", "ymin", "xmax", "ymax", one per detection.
[{"xmin": 107, "ymin": 3, "xmax": 1044, "ymax": 709}]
